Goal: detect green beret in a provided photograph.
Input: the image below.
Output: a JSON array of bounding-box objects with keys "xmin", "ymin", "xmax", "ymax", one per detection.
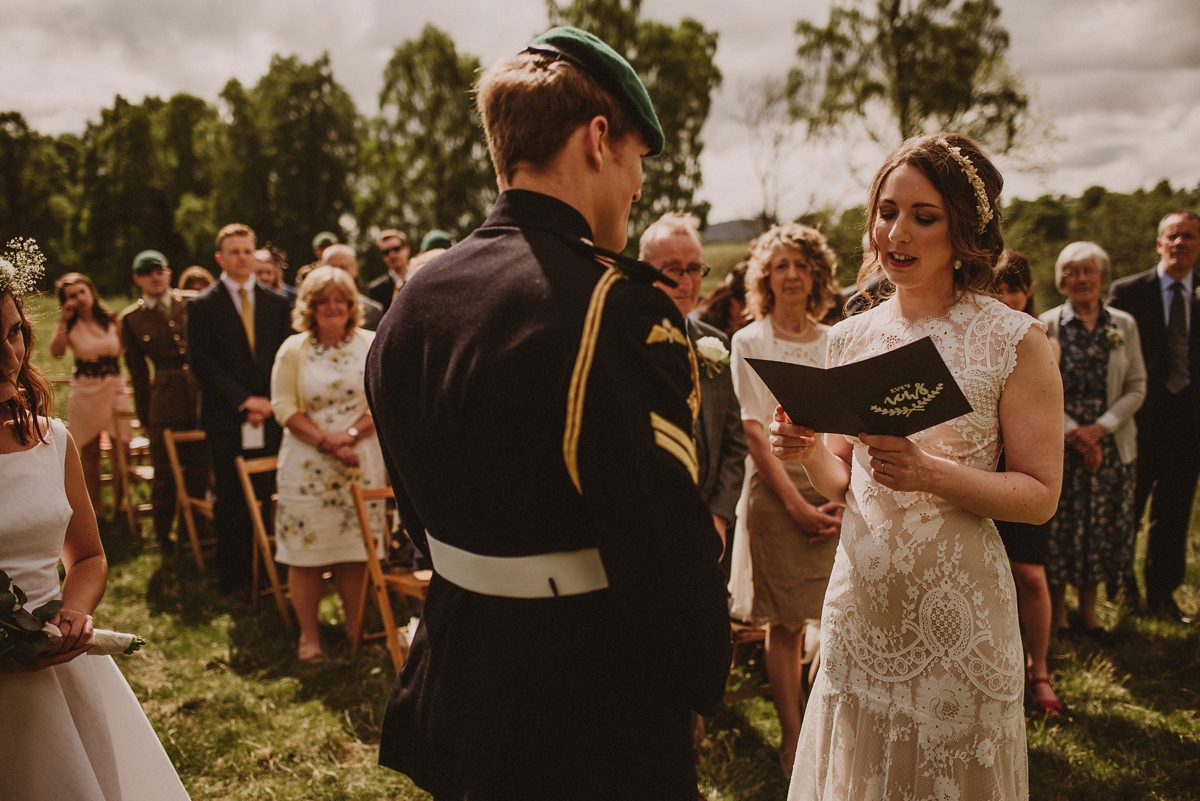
[
  {"xmin": 528, "ymin": 26, "xmax": 664, "ymax": 157},
  {"xmin": 132, "ymin": 250, "xmax": 168, "ymax": 276},
  {"xmin": 312, "ymin": 231, "xmax": 338, "ymax": 249},
  {"xmin": 420, "ymin": 229, "xmax": 454, "ymax": 253}
]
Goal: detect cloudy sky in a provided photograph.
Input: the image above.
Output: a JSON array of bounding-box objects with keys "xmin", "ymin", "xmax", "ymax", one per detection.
[{"xmin": 3, "ymin": 0, "xmax": 1199, "ymax": 223}]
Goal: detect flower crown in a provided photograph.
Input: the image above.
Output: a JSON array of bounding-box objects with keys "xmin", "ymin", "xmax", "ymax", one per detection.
[
  {"xmin": 937, "ymin": 138, "xmax": 994, "ymax": 234},
  {"xmin": 0, "ymin": 238, "xmax": 46, "ymax": 298}
]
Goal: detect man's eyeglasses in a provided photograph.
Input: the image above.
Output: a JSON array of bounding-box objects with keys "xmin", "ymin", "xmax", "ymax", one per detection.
[
  {"xmin": 381, "ymin": 245, "xmax": 406, "ymax": 256},
  {"xmin": 659, "ymin": 263, "xmax": 711, "ymax": 282}
]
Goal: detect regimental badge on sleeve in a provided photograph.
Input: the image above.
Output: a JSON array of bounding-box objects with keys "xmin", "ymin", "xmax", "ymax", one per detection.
[{"xmin": 645, "ymin": 318, "xmax": 688, "ymax": 347}]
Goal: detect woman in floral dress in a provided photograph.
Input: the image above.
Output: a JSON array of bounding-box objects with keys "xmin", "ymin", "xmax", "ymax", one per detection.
[
  {"xmin": 271, "ymin": 267, "xmax": 386, "ymax": 663},
  {"xmin": 1040, "ymin": 242, "xmax": 1145, "ymax": 640},
  {"xmin": 771, "ymin": 133, "xmax": 1064, "ymax": 801}
]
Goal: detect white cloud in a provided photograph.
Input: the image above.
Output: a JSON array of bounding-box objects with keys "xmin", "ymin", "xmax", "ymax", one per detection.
[{"xmin": 0, "ymin": 0, "xmax": 1197, "ymax": 222}]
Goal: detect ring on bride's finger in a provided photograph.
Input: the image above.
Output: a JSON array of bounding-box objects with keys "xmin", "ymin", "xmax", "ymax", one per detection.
[{"xmin": 61, "ymin": 618, "xmax": 73, "ymax": 625}]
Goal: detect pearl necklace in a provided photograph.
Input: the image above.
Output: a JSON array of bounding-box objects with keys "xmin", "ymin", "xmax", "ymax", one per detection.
[{"xmin": 772, "ymin": 317, "xmax": 812, "ymax": 342}]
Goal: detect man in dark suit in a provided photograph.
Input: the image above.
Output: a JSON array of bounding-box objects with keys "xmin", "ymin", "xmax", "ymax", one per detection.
[
  {"xmin": 1108, "ymin": 209, "xmax": 1200, "ymax": 622},
  {"xmin": 120, "ymin": 249, "xmax": 207, "ymax": 550},
  {"xmin": 186, "ymin": 223, "xmax": 294, "ymax": 597},
  {"xmin": 639, "ymin": 212, "xmax": 747, "ymax": 553},
  {"xmin": 366, "ymin": 27, "xmax": 730, "ymax": 801},
  {"xmin": 366, "ymin": 229, "xmax": 410, "ymax": 311}
]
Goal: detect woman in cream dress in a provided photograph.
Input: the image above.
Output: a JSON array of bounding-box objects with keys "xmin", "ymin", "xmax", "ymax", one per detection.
[
  {"xmin": 271, "ymin": 266, "xmax": 386, "ymax": 663},
  {"xmin": 771, "ymin": 134, "xmax": 1063, "ymax": 801}
]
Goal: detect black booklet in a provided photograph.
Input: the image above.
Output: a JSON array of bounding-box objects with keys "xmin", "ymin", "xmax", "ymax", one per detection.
[{"xmin": 745, "ymin": 336, "xmax": 973, "ymax": 437}]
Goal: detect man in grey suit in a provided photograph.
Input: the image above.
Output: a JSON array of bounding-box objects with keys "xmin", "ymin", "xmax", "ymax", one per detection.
[{"xmin": 640, "ymin": 213, "xmax": 748, "ymax": 552}]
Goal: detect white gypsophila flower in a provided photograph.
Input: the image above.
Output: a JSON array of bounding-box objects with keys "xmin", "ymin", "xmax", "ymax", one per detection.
[
  {"xmin": 695, "ymin": 335, "xmax": 729, "ymax": 364},
  {"xmin": 0, "ymin": 238, "xmax": 46, "ymax": 297}
]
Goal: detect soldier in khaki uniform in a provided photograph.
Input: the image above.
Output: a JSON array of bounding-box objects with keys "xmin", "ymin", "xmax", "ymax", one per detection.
[{"xmin": 120, "ymin": 250, "xmax": 208, "ymax": 549}]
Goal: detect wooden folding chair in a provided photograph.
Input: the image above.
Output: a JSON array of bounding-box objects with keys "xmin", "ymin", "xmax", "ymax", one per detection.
[
  {"xmin": 349, "ymin": 483, "xmax": 431, "ymax": 675},
  {"xmin": 723, "ymin": 620, "xmax": 772, "ymax": 704},
  {"xmin": 162, "ymin": 429, "xmax": 215, "ymax": 571},
  {"xmin": 234, "ymin": 455, "xmax": 292, "ymax": 632},
  {"xmin": 112, "ymin": 407, "xmax": 154, "ymax": 539}
]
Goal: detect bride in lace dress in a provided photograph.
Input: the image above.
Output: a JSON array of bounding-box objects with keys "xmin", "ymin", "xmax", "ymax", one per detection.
[{"xmin": 771, "ymin": 134, "xmax": 1064, "ymax": 801}]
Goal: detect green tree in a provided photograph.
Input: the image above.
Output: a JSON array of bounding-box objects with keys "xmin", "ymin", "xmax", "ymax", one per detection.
[
  {"xmin": 212, "ymin": 55, "xmax": 360, "ymax": 267},
  {"xmin": 0, "ymin": 112, "xmax": 80, "ymax": 277},
  {"xmin": 360, "ymin": 24, "xmax": 494, "ymax": 269},
  {"xmin": 789, "ymin": 0, "xmax": 1029, "ymax": 154},
  {"xmin": 547, "ymin": 0, "xmax": 722, "ymax": 241}
]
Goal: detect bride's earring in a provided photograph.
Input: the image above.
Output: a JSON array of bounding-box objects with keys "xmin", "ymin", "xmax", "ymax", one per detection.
[{"xmin": 953, "ymin": 260, "xmax": 962, "ymax": 271}]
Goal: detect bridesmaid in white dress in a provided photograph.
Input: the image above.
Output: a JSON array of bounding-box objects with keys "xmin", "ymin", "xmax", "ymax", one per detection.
[
  {"xmin": 770, "ymin": 134, "xmax": 1064, "ymax": 801},
  {"xmin": 0, "ymin": 271, "xmax": 190, "ymax": 799}
]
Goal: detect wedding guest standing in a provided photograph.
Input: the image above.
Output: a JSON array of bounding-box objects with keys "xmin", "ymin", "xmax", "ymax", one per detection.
[
  {"xmin": 367, "ymin": 229, "xmax": 410, "ymax": 312},
  {"xmin": 728, "ymin": 222, "xmax": 842, "ymax": 773},
  {"xmin": 178, "ymin": 265, "xmax": 215, "ymax": 292},
  {"xmin": 1042, "ymin": 242, "xmax": 1146, "ymax": 639},
  {"xmin": 990, "ymin": 251, "xmax": 1061, "ymax": 715},
  {"xmin": 771, "ymin": 133, "xmax": 1063, "ymax": 801},
  {"xmin": 50, "ymin": 272, "xmax": 132, "ymax": 513},
  {"xmin": 119, "ymin": 250, "xmax": 207, "ymax": 551},
  {"xmin": 187, "ymin": 223, "xmax": 294, "ymax": 599},
  {"xmin": 697, "ymin": 261, "xmax": 750, "ymax": 338},
  {"xmin": 271, "ymin": 267, "xmax": 385, "ymax": 663},
  {"xmin": 319, "ymin": 244, "xmax": 384, "ymax": 331},
  {"xmin": 1108, "ymin": 210, "xmax": 1200, "ymax": 622},
  {"xmin": 0, "ymin": 241, "xmax": 190, "ymax": 800},
  {"xmin": 639, "ymin": 212, "xmax": 747, "ymax": 553},
  {"xmin": 366, "ymin": 27, "xmax": 730, "ymax": 801}
]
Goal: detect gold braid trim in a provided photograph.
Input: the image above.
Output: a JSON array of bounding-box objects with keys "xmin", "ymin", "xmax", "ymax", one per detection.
[
  {"xmin": 563, "ymin": 265, "xmax": 623, "ymax": 493},
  {"xmin": 650, "ymin": 412, "xmax": 699, "ymax": 484},
  {"xmin": 685, "ymin": 338, "xmax": 701, "ymax": 420}
]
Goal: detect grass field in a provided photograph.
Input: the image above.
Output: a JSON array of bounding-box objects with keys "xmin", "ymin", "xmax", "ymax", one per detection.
[{"xmin": 18, "ymin": 290, "xmax": 1200, "ymax": 800}]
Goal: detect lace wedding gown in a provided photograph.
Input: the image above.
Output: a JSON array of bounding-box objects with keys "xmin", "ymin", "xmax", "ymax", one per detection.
[
  {"xmin": 0, "ymin": 418, "xmax": 190, "ymax": 801},
  {"xmin": 790, "ymin": 295, "xmax": 1037, "ymax": 801}
]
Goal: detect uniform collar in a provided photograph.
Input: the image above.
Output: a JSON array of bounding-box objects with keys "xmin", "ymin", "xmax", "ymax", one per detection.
[
  {"xmin": 143, "ymin": 292, "xmax": 172, "ymax": 313},
  {"xmin": 484, "ymin": 189, "xmax": 594, "ymax": 243}
]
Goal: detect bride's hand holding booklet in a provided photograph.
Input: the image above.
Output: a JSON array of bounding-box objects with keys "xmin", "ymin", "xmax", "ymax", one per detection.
[{"xmin": 746, "ymin": 336, "xmax": 973, "ymax": 438}]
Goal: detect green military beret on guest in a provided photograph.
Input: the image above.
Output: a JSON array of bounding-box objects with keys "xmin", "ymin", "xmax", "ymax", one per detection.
[
  {"xmin": 312, "ymin": 231, "xmax": 338, "ymax": 249},
  {"xmin": 132, "ymin": 250, "xmax": 168, "ymax": 276},
  {"xmin": 419, "ymin": 229, "xmax": 454, "ymax": 253},
  {"xmin": 528, "ymin": 26, "xmax": 665, "ymax": 157}
]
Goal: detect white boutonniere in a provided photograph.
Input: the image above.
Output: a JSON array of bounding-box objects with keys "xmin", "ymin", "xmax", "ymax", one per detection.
[
  {"xmin": 1104, "ymin": 325, "xmax": 1124, "ymax": 351},
  {"xmin": 695, "ymin": 335, "xmax": 731, "ymax": 377}
]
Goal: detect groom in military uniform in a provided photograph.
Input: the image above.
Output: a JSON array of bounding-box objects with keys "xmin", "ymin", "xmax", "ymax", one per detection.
[
  {"xmin": 120, "ymin": 250, "xmax": 208, "ymax": 549},
  {"xmin": 367, "ymin": 27, "xmax": 731, "ymax": 801}
]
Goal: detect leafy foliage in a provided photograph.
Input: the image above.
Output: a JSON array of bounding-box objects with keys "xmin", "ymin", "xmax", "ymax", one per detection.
[
  {"xmin": 0, "ymin": 568, "xmax": 63, "ymax": 665},
  {"xmin": 789, "ymin": 0, "xmax": 1029, "ymax": 154},
  {"xmin": 548, "ymin": 0, "xmax": 722, "ymax": 242},
  {"xmin": 360, "ymin": 24, "xmax": 495, "ymax": 263}
]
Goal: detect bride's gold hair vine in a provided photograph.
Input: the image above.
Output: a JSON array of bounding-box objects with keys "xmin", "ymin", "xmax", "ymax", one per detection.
[
  {"xmin": 0, "ymin": 238, "xmax": 46, "ymax": 298},
  {"xmin": 937, "ymin": 138, "xmax": 994, "ymax": 234}
]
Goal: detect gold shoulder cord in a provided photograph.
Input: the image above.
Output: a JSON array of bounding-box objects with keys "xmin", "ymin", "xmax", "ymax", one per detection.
[{"xmin": 563, "ymin": 265, "xmax": 623, "ymax": 493}]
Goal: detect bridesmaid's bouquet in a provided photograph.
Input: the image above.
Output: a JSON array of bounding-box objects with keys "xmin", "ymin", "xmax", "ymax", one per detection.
[{"xmin": 0, "ymin": 569, "xmax": 144, "ymax": 665}]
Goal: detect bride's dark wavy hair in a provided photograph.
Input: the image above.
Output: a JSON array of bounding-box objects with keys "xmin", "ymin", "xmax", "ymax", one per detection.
[
  {"xmin": 857, "ymin": 132, "xmax": 1005, "ymax": 307},
  {"xmin": 2, "ymin": 289, "xmax": 54, "ymax": 445}
]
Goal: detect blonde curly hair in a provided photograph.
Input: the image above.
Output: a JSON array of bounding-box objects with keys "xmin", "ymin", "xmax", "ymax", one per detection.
[{"xmin": 744, "ymin": 222, "xmax": 840, "ymax": 321}]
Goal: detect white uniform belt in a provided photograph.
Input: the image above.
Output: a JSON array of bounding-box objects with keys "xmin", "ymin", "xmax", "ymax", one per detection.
[{"xmin": 424, "ymin": 532, "xmax": 609, "ymax": 599}]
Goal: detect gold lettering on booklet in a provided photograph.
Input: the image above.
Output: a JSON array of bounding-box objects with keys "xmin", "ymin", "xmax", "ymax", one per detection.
[{"xmin": 869, "ymin": 382, "xmax": 944, "ymax": 418}]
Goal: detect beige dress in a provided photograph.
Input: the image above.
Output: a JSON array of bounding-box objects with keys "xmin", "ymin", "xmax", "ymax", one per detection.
[
  {"xmin": 65, "ymin": 320, "xmax": 131, "ymax": 447},
  {"xmin": 789, "ymin": 295, "xmax": 1036, "ymax": 801},
  {"xmin": 730, "ymin": 316, "xmax": 839, "ymax": 630}
]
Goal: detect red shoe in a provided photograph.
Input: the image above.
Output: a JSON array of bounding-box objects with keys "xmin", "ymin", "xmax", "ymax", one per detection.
[{"xmin": 1027, "ymin": 675, "xmax": 1063, "ymax": 716}]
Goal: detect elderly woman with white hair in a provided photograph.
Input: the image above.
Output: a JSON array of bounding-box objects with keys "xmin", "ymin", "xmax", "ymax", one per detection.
[
  {"xmin": 271, "ymin": 266, "xmax": 387, "ymax": 662},
  {"xmin": 1040, "ymin": 241, "xmax": 1146, "ymax": 641}
]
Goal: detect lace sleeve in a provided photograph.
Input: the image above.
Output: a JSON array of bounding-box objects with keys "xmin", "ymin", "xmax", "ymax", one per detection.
[{"xmin": 996, "ymin": 312, "xmax": 1046, "ymax": 397}]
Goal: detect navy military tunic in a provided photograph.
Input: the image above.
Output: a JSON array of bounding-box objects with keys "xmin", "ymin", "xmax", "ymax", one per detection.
[{"xmin": 366, "ymin": 190, "xmax": 731, "ymax": 800}]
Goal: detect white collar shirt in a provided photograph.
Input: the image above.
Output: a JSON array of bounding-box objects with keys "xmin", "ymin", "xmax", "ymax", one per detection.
[{"xmin": 221, "ymin": 273, "xmax": 257, "ymax": 316}]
